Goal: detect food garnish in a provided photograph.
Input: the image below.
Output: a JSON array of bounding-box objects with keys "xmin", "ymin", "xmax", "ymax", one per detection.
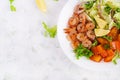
[
  {"xmin": 9, "ymin": 0, "xmax": 16, "ymax": 11},
  {"xmin": 42, "ymin": 22, "xmax": 57, "ymax": 38}
]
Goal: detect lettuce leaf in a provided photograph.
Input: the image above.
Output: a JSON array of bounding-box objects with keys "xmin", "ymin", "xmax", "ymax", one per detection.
[
  {"xmin": 42, "ymin": 22, "xmax": 57, "ymax": 38},
  {"xmin": 112, "ymin": 51, "xmax": 120, "ymax": 64},
  {"xmin": 84, "ymin": 0, "xmax": 96, "ymax": 10}
]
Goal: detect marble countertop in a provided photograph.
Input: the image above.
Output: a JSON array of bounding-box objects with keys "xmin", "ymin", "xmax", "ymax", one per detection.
[{"xmin": 0, "ymin": 0, "xmax": 119, "ymax": 80}]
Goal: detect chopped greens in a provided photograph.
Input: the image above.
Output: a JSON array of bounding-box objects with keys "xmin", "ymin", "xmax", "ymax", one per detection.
[
  {"xmin": 9, "ymin": 0, "xmax": 16, "ymax": 12},
  {"xmin": 10, "ymin": 5, "xmax": 16, "ymax": 11},
  {"xmin": 102, "ymin": 35, "xmax": 112, "ymax": 41},
  {"xmin": 105, "ymin": 1, "xmax": 115, "ymax": 9},
  {"xmin": 112, "ymin": 51, "xmax": 120, "ymax": 64},
  {"xmin": 116, "ymin": 8, "xmax": 120, "ymax": 12},
  {"xmin": 84, "ymin": 1, "xmax": 95, "ymax": 10},
  {"xmin": 9, "ymin": 0, "xmax": 14, "ymax": 4},
  {"xmin": 74, "ymin": 44, "xmax": 93, "ymax": 59},
  {"xmin": 53, "ymin": 0, "xmax": 59, "ymax": 1},
  {"xmin": 104, "ymin": 44, "xmax": 110, "ymax": 50},
  {"xmin": 114, "ymin": 13, "xmax": 120, "ymax": 21},
  {"xmin": 112, "ymin": 13, "xmax": 120, "ymax": 29},
  {"xmin": 92, "ymin": 40, "xmax": 98, "ymax": 47},
  {"xmin": 42, "ymin": 22, "xmax": 57, "ymax": 38},
  {"xmin": 104, "ymin": 6, "xmax": 111, "ymax": 14},
  {"xmin": 115, "ymin": 22, "xmax": 120, "ymax": 29}
]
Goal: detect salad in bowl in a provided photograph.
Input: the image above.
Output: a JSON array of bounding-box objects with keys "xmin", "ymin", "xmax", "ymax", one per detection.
[{"xmin": 64, "ymin": 0, "xmax": 120, "ymax": 64}]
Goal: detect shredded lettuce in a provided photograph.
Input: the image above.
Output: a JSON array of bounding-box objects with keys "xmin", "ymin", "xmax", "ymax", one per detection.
[
  {"xmin": 42, "ymin": 22, "xmax": 57, "ymax": 38},
  {"xmin": 115, "ymin": 21, "xmax": 120, "ymax": 29},
  {"xmin": 104, "ymin": 5, "xmax": 111, "ymax": 14},
  {"xmin": 108, "ymin": 21, "xmax": 115, "ymax": 29},
  {"xmin": 112, "ymin": 51, "xmax": 120, "ymax": 64},
  {"xmin": 92, "ymin": 40, "xmax": 98, "ymax": 47},
  {"xmin": 113, "ymin": 13, "xmax": 120, "ymax": 29},
  {"xmin": 105, "ymin": 1, "xmax": 115, "ymax": 9},
  {"xmin": 102, "ymin": 35, "xmax": 112, "ymax": 41},
  {"xmin": 80, "ymin": 0, "xmax": 120, "ymax": 63},
  {"xmin": 84, "ymin": 0, "xmax": 96, "ymax": 10},
  {"xmin": 89, "ymin": 8, "xmax": 97, "ymax": 18},
  {"xmin": 114, "ymin": 13, "xmax": 120, "ymax": 21},
  {"xmin": 116, "ymin": 8, "xmax": 120, "ymax": 12}
]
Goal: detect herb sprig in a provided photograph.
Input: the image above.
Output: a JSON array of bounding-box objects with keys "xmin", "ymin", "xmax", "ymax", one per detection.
[
  {"xmin": 112, "ymin": 51, "xmax": 120, "ymax": 64},
  {"xmin": 102, "ymin": 35, "xmax": 112, "ymax": 41},
  {"xmin": 74, "ymin": 44, "xmax": 93, "ymax": 59},
  {"xmin": 10, "ymin": 5, "xmax": 16, "ymax": 11},
  {"xmin": 42, "ymin": 22, "xmax": 57, "ymax": 38},
  {"xmin": 53, "ymin": 0, "xmax": 59, "ymax": 2},
  {"xmin": 9, "ymin": 0, "xmax": 16, "ymax": 12},
  {"xmin": 84, "ymin": 0, "xmax": 96, "ymax": 10},
  {"xmin": 92, "ymin": 40, "xmax": 98, "ymax": 47}
]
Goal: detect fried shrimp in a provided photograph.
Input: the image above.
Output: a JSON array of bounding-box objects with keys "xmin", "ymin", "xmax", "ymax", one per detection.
[
  {"xmin": 64, "ymin": 27, "xmax": 77, "ymax": 35},
  {"xmin": 66, "ymin": 34, "xmax": 77, "ymax": 43},
  {"xmin": 79, "ymin": 13, "xmax": 86, "ymax": 25},
  {"xmin": 82, "ymin": 39, "xmax": 92, "ymax": 48},
  {"xmin": 71, "ymin": 40, "xmax": 80, "ymax": 49},
  {"xmin": 77, "ymin": 24, "xmax": 87, "ymax": 33},
  {"xmin": 86, "ymin": 22, "xmax": 95, "ymax": 30},
  {"xmin": 86, "ymin": 30, "xmax": 95, "ymax": 40},
  {"xmin": 64, "ymin": 2, "xmax": 95, "ymax": 49},
  {"xmin": 77, "ymin": 33, "xmax": 87, "ymax": 42},
  {"xmin": 68, "ymin": 16, "xmax": 79, "ymax": 26}
]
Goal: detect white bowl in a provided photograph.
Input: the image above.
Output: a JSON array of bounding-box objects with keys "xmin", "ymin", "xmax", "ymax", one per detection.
[{"xmin": 57, "ymin": 0, "xmax": 120, "ymax": 71}]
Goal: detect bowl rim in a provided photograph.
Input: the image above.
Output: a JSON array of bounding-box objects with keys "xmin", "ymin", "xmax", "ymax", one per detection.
[{"xmin": 57, "ymin": 0, "xmax": 120, "ymax": 71}]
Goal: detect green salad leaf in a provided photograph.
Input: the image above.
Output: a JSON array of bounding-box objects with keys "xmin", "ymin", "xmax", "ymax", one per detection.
[
  {"xmin": 104, "ymin": 5, "xmax": 111, "ymax": 14},
  {"xmin": 84, "ymin": 0, "xmax": 96, "ymax": 10},
  {"xmin": 9, "ymin": 0, "xmax": 14, "ymax": 4},
  {"xmin": 89, "ymin": 8, "xmax": 98, "ymax": 18},
  {"xmin": 105, "ymin": 1, "xmax": 115, "ymax": 9},
  {"xmin": 104, "ymin": 44, "xmax": 110, "ymax": 50},
  {"xmin": 42, "ymin": 22, "xmax": 57, "ymax": 38},
  {"xmin": 10, "ymin": 5, "xmax": 16, "ymax": 11},
  {"xmin": 74, "ymin": 44, "xmax": 93, "ymax": 59},
  {"xmin": 112, "ymin": 9, "xmax": 120, "ymax": 29},
  {"xmin": 53, "ymin": 0, "xmax": 59, "ymax": 1},
  {"xmin": 116, "ymin": 8, "xmax": 120, "ymax": 12},
  {"xmin": 92, "ymin": 40, "xmax": 98, "ymax": 47},
  {"xmin": 9, "ymin": 0, "xmax": 16, "ymax": 12},
  {"xmin": 114, "ymin": 13, "xmax": 120, "ymax": 21},
  {"xmin": 115, "ymin": 22, "xmax": 120, "ymax": 29},
  {"xmin": 112, "ymin": 51, "xmax": 120, "ymax": 64},
  {"xmin": 102, "ymin": 35, "xmax": 112, "ymax": 41}
]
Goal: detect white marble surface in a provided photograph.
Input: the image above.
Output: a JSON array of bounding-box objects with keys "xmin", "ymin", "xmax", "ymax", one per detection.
[{"xmin": 0, "ymin": 0, "xmax": 119, "ymax": 80}]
